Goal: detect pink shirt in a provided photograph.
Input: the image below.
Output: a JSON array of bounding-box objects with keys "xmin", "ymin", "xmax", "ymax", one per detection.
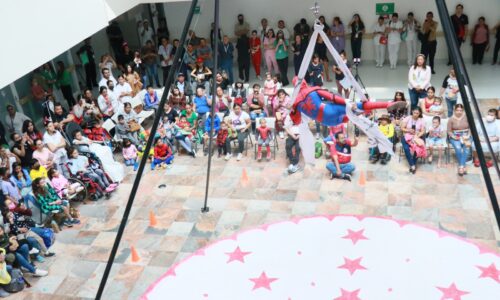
[
  {"xmin": 51, "ymin": 175, "xmax": 69, "ymax": 197},
  {"xmin": 263, "ymin": 37, "xmax": 276, "ymax": 52},
  {"xmin": 32, "ymin": 148, "xmax": 54, "ymax": 169},
  {"xmin": 263, "ymin": 80, "xmax": 276, "ymax": 97},
  {"xmin": 473, "ymin": 26, "xmax": 488, "ymax": 44},
  {"xmin": 122, "ymin": 144, "xmax": 138, "ymax": 160}
]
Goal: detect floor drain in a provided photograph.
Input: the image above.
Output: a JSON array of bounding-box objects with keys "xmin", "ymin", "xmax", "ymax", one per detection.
[{"xmin": 158, "ymin": 184, "xmax": 166, "ymax": 189}]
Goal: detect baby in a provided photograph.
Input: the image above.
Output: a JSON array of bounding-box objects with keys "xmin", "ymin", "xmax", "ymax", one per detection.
[
  {"xmin": 426, "ymin": 116, "xmax": 446, "ymax": 167},
  {"xmin": 429, "ymin": 97, "xmax": 444, "ymax": 117}
]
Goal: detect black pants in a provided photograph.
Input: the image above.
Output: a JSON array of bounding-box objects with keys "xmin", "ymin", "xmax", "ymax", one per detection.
[
  {"xmin": 277, "ymin": 58, "xmax": 289, "ymax": 86},
  {"xmin": 421, "ymin": 40, "xmax": 437, "ymax": 72},
  {"xmin": 237, "ymin": 58, "xmax": 250, "ymax": 82},
  {"xmin": 351, "ymin": 38, "xmax": 362, "ymax": 60},
  {"xmin": 472, "ymin": 42, "xmax": 488, "ymax": 64},
  {"xmin": 225, "ymin": 130, "xmax": 248, "ymax": 154},
  {"xmin": 60, "ymin": 85, "xmax": 76, "ymax": 107},
  {"xmin": 162, "ymin": 66, "xmax": 171, "ymax": 85},
  {"xmin": 493, "ymin": 38, "xmax": 500, "ymax": 63},
  {"xmin": 286, "ymin": 137, "xmax": 300, "ymax": 165},
  {"xmin": 84, "ymin": 62, "xmax": 97, "ymax": 89},
  {"xmin": 293, "ymin": 55, "xmax": 301, "ymax": 75}
]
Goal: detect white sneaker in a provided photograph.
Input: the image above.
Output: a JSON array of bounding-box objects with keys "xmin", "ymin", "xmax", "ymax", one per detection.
[
  {"xmin": 225, "ymin": 153, "xmax": 232, "ymax": 161},
  {"xmin": 236, "ymin": 153, "xmax": 243, "ymax": 161},
  {"xmin": 279, "ymin": 131, "xmax": 285, "ymax": 139},
  {"xmin": 288, "ymin": 164, "xmax": 293, "ymax": 171},
  {"xmin": 289, "ymin": 164, "xmax": 299, "ymax": 174},
  {"xmin": 33, "ymin": 269, "xmax": 48, "ymax": 277},
  {"xmin": 29, "ymin": 248, "xmax": 40, "ymax": 255}
]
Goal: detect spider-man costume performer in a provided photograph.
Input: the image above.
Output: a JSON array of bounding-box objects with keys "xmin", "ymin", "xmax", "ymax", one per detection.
[{"xmin": 289, "ymin": 79, "xmax": 405, "ymax": 126}]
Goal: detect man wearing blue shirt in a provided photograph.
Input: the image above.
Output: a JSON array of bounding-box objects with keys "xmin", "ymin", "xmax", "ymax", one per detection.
[{"xmin": 218, "ymin": 35, "xmax": 234, "ymax": 84}]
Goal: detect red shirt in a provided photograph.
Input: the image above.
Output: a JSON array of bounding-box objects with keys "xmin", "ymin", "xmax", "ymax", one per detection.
[
  {"xmin": 217, "ymin": 129, "xmax": 229, "ymax": 146},
  {"xmin": 256, "ymin": 126, "xmax": 271, "ymax": 140},
  {"xmin": 330, "ymin": 139, "xmax": 352, "ymax": 164},
  {"xmin": 154, "ymin": 143, "xmax": 171, "ymax": 159}
]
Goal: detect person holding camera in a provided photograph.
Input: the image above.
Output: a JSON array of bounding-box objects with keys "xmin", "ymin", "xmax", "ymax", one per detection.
[{"xmin": 275, "ymin": 30, "xmax": 290, "ymax": 86}]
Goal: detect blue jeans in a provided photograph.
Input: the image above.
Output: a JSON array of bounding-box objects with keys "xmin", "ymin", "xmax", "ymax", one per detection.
[
  {"xmin": 326, "ymin": 162, "xmax": 355, "ymax": 175},
  {"xmin": 220, "ymin": 59, "xmax": 234, "ymax": 83},
  {"xmin": 408, "ymin": 88, "xmax": 427, "ymax": 110},
  {"xmin": 449, "ymin": 138, "xmax": 470, "ymax": 167},
  {"xmin": 151, "ymin": 156, "xmax": 174, "ymax": 169},
  {"xmin": 445, "ymin": 97, "xmax": 457, "ymax": 118},
  {"xmin": 125, "ymin": 159, "xmax": 136, "ymax": 166},
  {"xmin": 401, "ymin": 136, "xmax": 417, "ymax": 167},
  {"xmin": 250, "ymin": 111, "xmax": 266, "ymax": 120},
  {"xmin": 15, "ymin": 244, "xmax": 36, "ymax": 273},
  {"xmin": 175, "ymin": 135, "xmax": 193, "ymax": 153},
  {"xmin": 145, "ymin": 63, "xmax": 161, "ymax": 87}
]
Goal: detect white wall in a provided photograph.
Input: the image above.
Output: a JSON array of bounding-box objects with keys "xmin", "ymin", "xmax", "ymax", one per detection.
[{"xmin": 164, "ymin": 0, "xmax": 500, "ymax": 62}]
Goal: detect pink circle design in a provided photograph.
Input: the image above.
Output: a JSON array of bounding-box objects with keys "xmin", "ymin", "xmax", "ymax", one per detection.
[{"xmin": 142, "ymin": 215, "xmax": 500, "ymax": 300}]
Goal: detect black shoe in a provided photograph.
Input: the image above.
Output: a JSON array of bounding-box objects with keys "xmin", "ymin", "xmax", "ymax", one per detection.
[
  {"xmin": 341, "ymin": 174, "xmax": 352, "ymax": 182},
  {"xmin": 380, "ymin": 159, "xmax": 387, "ymax": 165},
  {"xmin": 447, "ymin": 62, "xmax": 451, "ymax": 66},
  {"xmin": 370, "ymin": 157, "xmax": 379, "ymax": 164},
  {"xmin": 431, "ymin": 70, "xmax": 436, "ymax": 74}
]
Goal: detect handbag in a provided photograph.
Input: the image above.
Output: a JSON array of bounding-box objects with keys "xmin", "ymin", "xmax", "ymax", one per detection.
[
  {"xmin": 39, "ymin": 228, "xmax": 56, "ymax": 248},
  {"xmin": 379, "ymin": 35, "xmax": 388, "ymax": 45}
]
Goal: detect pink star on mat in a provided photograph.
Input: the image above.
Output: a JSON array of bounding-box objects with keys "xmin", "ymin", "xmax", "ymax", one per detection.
[
  {"xmin": 249, "ymin": 272, "xmax": 278, "ymax": 291},
  {"xmin": 436, "ymin": 283, "xmax": 469, "ymax": 300},
  {"xmin": 477, "ymin": 263, "xmax": 500, "ymax": 283},
  {"xmin": 334, "ymin": 288, "xmax": 362, "ymax": 300},
  {"xmin": 338, "ymin": 257, "xmax": 367, "ymax": 275},
  {"xmin": 225, "ymin": 246, "xmax": 251, "ymax": 263},
  {"xmin": 194, "ymin": 249, "xmax": 206, "ymax": 256},
  {"xmin": 342, "ymin": 229, "xmax": 368, "ymax": 245}
]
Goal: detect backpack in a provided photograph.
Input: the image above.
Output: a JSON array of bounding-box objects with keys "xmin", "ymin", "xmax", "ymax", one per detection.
[
  {"xmin": 314, "ymin": 140, "xmax": 323, "ymax": 158},
  {"xmin": 3, "ymin": 269, "xmax": 26, "ymax": 293}
]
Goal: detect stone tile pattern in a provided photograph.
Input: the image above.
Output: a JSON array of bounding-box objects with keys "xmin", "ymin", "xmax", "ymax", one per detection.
[{"xmin": 17, "ymin": 130, "xmax": 500, "ymax": 299}]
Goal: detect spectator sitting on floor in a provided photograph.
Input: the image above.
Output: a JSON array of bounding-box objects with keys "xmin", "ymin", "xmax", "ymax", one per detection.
[
  {"xmin": 122, "ymin": 139, "xmax": 139, "ymax": 170},
  {"xmin": 472, "ymin": 108, "xmax": 500, "ymax": 168},
  {"xmin": 370, "ymin": 114, "xmax": 394, "ymax": 165},
  {"xmin": 326, "ymin": 132, "xmax": 358, "ymax": 181},
  {"xmin": 255, "ymin": 118, "xmax": 273, "ymax": 161},
  {"xmin": 0, "ymin": 225, "xmax": 48, "ymax": 277},
  {"xmin": 151, "ymin": 137, "xmax": 174, "ymax": 170},
  {"xmin": 144, "ymin": 85, "xmax": 160, "ymax": 111}
]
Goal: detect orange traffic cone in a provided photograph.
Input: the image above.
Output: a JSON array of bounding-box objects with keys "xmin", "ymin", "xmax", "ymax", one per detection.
[
  {"xmin": 149, "ymin": 210, "xmax": 158, "ymax": 227},
  {"xmin": 241, "ymin": 168, "xmax": 249, "ymax": 187},
  {"xmin": 130, "ymin": 245, "xmax": 140, "ymax": 262},
  {"xmin": 358, "ymin": 171, "xmax": 366, "ymax": 186}
]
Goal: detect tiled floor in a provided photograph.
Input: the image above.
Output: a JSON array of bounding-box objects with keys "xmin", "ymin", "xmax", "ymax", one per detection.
[{"xmin": 12, "ymin": 125, "xmax": 500, "ymax": 299}]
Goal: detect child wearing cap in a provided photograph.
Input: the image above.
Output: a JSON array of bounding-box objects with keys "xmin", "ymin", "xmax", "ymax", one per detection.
[{"xmin": 370, "ymin": 114, "xmax": 395, "ymax": 164}]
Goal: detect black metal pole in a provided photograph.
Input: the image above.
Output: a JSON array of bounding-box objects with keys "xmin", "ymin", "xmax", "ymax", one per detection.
[
  {"xmin": 201, "ymin": 0, "xmax": 219, "ymax": 213},
  {"xmin": 435, "ymin": 0, "xmax": 500, "ymax": 231},
  {"xmin": 95, "ymin": 1, "xmax": 199, "ymax": 298}
]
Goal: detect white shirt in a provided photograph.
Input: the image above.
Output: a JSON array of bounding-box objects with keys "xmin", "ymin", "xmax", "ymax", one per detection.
[
  {"xmin": 372, "ymin": 23, "xmax": 386, "ymax": 45},
  {"xmin": 229, "ymin": 111, "xmax": 250, "ymax": 131},
  {"xmin": 99, "ymin": 75, "xmax": 117, "ymax": 88},
  {"xmin": 388, "ymin": 20, "xmax": 403, "ymax": 44},
  {"xmin": 405, "ymin": 19, "xmax": 418, "ymax": 41},
  {"xmin": 114, "ymin": 82, "xmax": 133, "ymax": 103},
  {"xmin": 97, "ymin": 94, "xmax": 119, "ymax": 115},
  {"xmin": 140, "ymin": 27, "xmax": 154, "ymax": 46},
  {"xmin": 408, "ymin": 66, "xmax": 431, "ymax": 89},
  {"xmin": 43, "ymin": 130, "xmax": 64, "ymax": 147},
  {"xmin": 158, "ymin": 44, "xmax": 173, "ymax": 67}
]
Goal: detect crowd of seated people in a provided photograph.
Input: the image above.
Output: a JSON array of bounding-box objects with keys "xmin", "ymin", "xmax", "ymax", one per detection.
[{"xmin": 0, "ymin": 7, "xmax": 499, "ymax": 295}]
